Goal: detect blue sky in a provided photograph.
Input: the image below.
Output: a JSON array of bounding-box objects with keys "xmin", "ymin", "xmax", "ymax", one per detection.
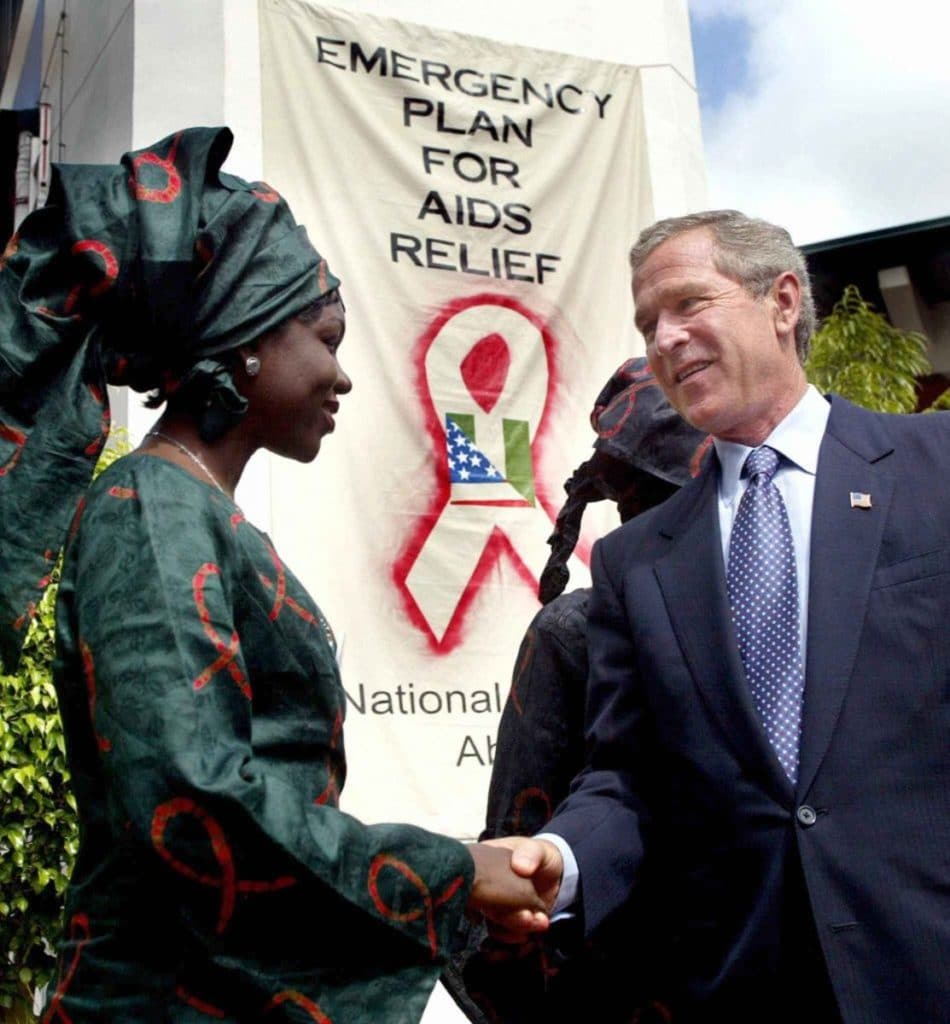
[
  {"xmin": 686, "ymin": 0, "xmax": 950, "ymax": 245},
  {"xmin": 689, "ymin": 8, "xmax": 752, "ymax": 118}
]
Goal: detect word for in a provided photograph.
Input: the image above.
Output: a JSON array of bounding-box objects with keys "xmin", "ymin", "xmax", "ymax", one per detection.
[
  {"xmin": 391, "ymin": 232, "xmax": 561, "ymax": 283},
  {"xmin": 344, "ymin": 680, "xmax": 505, "ymax": 716},
  {"xmin": 421, "ymin": 145, "xmax": 521, "ymax": 187},
  {"xmin": 315, "ymin": 38, "xmax": 613, "ymax": 119}
]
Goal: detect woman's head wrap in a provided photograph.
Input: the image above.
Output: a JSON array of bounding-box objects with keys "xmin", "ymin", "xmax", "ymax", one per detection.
[
  {"xmin": 0, "ymin": 126, "xmax": 339, "ymax": 668},
  {"xmin": 538, "ymin": 357, "xmax": 711, "ymax": 604}
]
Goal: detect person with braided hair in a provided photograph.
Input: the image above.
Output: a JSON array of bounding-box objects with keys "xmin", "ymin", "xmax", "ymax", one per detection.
[
  {"xmin": 488, "ymin": 358, "xmax": 709, "ymax": 846},
  {"xmin": 444, "ymin": 358, "xmax": 708, "ymax": 1024}
]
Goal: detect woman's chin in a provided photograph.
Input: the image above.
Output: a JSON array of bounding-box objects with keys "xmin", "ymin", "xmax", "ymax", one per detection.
[
  {"xmin": 267, "ymin": 435, "xmax": 323, "ymax": 464},
  {"xmin": 300, "ymin": 435, "xmax": 325, "ymax": 463}
]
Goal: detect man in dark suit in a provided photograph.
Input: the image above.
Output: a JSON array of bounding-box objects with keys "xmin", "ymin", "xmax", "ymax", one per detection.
[{"xmin": 480, "ymin": 210, "xmax": 950, "ymax": 1022}]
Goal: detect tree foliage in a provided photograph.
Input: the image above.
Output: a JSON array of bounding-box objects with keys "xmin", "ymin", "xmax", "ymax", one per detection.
[
  {"xmin": 805, "ymin": 284, "xmax": 931, "ymax": 413},
  {"xmin": 0, "ymin": 435, "xmax": 129, "ymax": 1017},
  {"xmin": 927, "ymin": 385, "xmax": 950, "ymax": 411}
]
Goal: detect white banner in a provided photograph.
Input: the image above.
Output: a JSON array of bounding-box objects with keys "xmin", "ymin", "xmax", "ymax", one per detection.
[{"xmin": 260, "ymin": 0, "xmax": 648, "ymax": 837}]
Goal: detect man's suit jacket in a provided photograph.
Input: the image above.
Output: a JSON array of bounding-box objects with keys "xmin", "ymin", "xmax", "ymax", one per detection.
[{"xmin": 547, "ymin": 396, "xmax": 950, "ymax": 1023}]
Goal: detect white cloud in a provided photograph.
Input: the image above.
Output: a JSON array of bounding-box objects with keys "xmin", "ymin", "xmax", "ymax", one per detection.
[{"xmin": 693, "ymin": 0, "xmax": 950, "ymax": 244}]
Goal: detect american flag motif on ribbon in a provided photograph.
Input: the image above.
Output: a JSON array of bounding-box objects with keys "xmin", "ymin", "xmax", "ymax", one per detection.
[
  {"xmin": 446, "ymin": 417, "xmax": 503, "ymax": 484},
  {"xmin": 443, "ymin": 402, "xmax": 536, "ymax": 508}
]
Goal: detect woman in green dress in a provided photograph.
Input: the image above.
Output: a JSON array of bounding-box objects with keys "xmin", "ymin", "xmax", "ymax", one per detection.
[{"xmin": 0, "ymin": 127, "xmax": 546, "ymax": 1022}]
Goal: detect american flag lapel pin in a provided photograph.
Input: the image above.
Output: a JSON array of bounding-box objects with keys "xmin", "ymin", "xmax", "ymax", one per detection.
[{"xmin": 850, "ymin": 492, "xmax": 872, "ymax": 509}]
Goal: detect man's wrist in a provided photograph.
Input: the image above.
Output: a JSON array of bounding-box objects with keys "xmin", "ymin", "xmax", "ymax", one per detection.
[{"xmin": 536, "ymin": 831, "xmax": 579, "ymax": 916}]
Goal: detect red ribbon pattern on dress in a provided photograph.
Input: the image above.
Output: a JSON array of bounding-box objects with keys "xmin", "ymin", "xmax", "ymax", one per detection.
[
  {"xmin": 192, "ymin": 562, "xmax": 251, "ymax": 699},
  {"xmin": 42, "ymin": 913, "xmax": 91, "ymax": 1023},
  {"xmin": 151, "ymin": 796, "xmax": 296, "ymax": 935},
  {"xmin": 367, "ymin": 853, "xmax": 465, "ymax": 959}
]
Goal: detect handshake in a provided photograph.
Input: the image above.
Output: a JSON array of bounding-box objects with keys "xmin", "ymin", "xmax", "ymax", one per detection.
[{"xmin": 465, "ymin": 837, "xmax": 565, "ymax": 941}]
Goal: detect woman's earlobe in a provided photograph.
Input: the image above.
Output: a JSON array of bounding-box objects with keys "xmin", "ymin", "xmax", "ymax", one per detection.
[{"xmin": 236, "ymin": 344, "xmax": 261, "ymax": 378}]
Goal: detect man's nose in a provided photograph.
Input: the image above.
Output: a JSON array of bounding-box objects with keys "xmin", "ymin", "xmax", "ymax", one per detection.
[{"xmin": 651, "ymin": 312, "xmax": 688, "ymax": 355}]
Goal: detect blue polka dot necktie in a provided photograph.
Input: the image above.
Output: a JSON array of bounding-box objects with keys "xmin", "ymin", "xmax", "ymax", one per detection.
[{"xmin": 726, "ymin": 445, "xmax": 804, "ymax": 785}]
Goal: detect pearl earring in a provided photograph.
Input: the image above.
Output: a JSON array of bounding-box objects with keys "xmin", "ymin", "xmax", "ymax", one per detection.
[{"xmin": 245, "ymin": 355, "xmax": 261, "ymax": 377}]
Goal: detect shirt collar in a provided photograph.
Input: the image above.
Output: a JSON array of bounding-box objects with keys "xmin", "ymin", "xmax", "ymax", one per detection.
[{"xmin": 715, "ymin": 384, "xmax": 831, "ymax": 503}]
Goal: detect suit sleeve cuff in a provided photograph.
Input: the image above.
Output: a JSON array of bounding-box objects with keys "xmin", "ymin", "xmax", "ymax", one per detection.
[{"xmin": 536, "ymin": 831, "xmax": 579, "ymax": 918}]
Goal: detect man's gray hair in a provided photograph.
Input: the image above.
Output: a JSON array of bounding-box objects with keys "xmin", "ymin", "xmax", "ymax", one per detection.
[{"xmin": 629, "ymin": 210, "xmax": 817, "ymax": 362}]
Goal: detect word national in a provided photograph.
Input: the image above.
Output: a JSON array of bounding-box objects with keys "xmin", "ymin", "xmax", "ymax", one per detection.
[{"xmin": 344, "ymin": 680, "xmax": 505, "ymax": 717}]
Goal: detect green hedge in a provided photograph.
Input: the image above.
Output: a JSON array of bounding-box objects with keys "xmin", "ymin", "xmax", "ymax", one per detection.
[{"xmin": 0, "ymin": 436, "xmax": 128, "ymax": 1016}]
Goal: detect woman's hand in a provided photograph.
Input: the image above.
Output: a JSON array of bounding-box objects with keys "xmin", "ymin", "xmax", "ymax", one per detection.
[{"xmin": 467, "ymin": 838, "xmax": 563, "ymax": 941}]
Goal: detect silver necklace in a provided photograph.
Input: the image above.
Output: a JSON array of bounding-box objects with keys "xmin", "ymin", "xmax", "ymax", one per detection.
[{"xmin": 146, "ymin": 430, "xmax": 231, "ymax": 498}]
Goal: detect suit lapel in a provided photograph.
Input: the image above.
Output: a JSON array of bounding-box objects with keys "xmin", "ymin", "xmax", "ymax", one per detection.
[
  {"xmin": 654, "ymin": 457, "xmax": 793, "ymax": 803},
  {"xmin": 798, "ymin": 398, "xmax": 894, "ymax": 794}
]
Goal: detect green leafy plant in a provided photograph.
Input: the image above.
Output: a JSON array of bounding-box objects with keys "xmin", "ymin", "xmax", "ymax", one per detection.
[
  {"xmin": 0, "ymin": 433, "xmax": 129, "ymax": 1017},
  {"xmin": 0, "ymin": 573, "xmax": 74, "ymax": 1020},
  {"xmin": 926, "ymin": 385, "xmax": 950, "ymax": 412},
  {"xmin": 805, "ymin": 284, "xmax": 931, "ymax": 413}
]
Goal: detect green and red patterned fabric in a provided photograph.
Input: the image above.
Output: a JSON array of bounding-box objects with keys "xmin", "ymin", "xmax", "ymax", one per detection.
[
  {"xmin": 0, "ymin": 127, "xmax": 472, "ymax": 1020},
  {"xmin": 0, "ymin": 126, "xmax": 337, "ymax": 671},
  {"xmin": 47, "ymin": 455, "xmax": 471, "ymax": 1021}
]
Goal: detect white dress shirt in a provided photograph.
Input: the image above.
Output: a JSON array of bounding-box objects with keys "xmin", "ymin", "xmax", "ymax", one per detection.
[
  {"xmin": 544, "ymin": 384, "xmax": 831, "ymax": 915},
  {"xmin": 714, "ymin": 384, "xmax": 830, "ymax": 662}
]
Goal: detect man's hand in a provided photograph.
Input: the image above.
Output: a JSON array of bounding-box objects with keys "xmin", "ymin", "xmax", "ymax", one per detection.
[{"xmin": 467, "ymin": 837, "xmax": 564, "ymax": 943}]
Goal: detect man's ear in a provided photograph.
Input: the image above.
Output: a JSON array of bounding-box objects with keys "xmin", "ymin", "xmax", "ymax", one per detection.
[{"xmin": 770, "ymin": 272, "xmax": 801, "ymax": 345}]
